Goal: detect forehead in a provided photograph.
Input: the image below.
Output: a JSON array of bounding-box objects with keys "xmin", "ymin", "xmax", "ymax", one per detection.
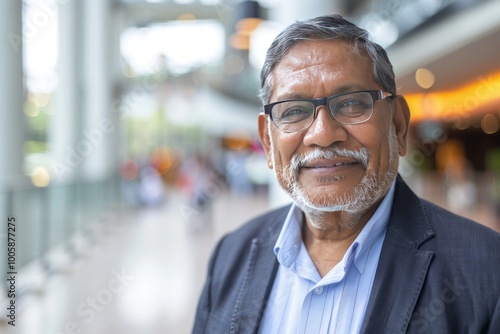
[{"xmin": 270, "ymin": 39, "xmax": 376, "ymax": 101}]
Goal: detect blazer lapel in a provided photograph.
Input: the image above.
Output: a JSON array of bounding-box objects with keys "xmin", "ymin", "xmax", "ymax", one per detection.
[
  {"xmin": 229, "ymin": 209, "xmax": 288, "ymax": 334},
  {"xmin": 361, "ymin": 176, "xmax": 435, "ymax": 334}
]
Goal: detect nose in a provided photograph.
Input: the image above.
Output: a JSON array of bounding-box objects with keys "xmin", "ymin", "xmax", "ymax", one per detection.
[{"xmin": 303, "ymin": 105, "xmax": 347, "ymax": 147}]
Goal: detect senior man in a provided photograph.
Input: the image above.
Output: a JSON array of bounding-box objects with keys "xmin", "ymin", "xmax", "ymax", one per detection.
[{"xmin": 193, "ymin": 14, "xmax": 500, "ymax": 334}]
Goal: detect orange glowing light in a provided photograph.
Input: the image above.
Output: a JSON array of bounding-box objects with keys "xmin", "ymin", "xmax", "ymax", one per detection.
[
  {"xmin": 404, "ymin": 70, "xmax": 500, "ymax": 123},
  {"xmin": 230, "ymin": 32, "xmax": 251, "ymax": 50},
  {"xmin": 236, "ymin": 18, "xmax": 262, "ymax": 36},
  {"xmin": 31, "ymin": 166, "xmax": 50, "ymax": 187},
  {"xmin": 149, "ymin": 147, "xmax": 174, "ymax": 175}
]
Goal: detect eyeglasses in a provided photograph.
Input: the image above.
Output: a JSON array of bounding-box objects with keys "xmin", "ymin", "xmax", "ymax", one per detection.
[{"xmin": 264, "ymin": 90, "xmax": 392, "ymax": 133}]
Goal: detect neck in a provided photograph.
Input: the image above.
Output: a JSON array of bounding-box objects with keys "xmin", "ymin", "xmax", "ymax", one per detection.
[
  {"xmin": 302, "ymin": 211, "xmax": 366, "ymax": 243},
  {"xmin": 303, "ymin": 200, "xmax": 379, "ymax": 235},
  {"xmin": 301, "ymin": 205, "xmax": 378, "ymax": 277}
]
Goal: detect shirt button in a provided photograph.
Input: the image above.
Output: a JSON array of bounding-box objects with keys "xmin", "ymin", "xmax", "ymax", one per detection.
[{"xmin": 314, "ymin": 286, "xmax": 323, "ymax": 295}]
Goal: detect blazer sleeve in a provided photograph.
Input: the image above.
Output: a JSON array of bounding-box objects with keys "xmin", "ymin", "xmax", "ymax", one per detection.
[{"xmin": 192, "ymin": 235, "xmax": 226, "ymax": 334}]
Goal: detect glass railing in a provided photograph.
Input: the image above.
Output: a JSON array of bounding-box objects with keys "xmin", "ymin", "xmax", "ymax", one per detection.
[{"xmin": 1, "ymin": 174, "xmax": 126, "ymax": 298}]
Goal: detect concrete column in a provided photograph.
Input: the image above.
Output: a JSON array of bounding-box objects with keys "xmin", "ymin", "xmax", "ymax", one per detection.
[
  {"xmin": 80, "ymin": 0, "xmax": 114, "ymax": 181},
  {"xmin": 108, "ymin": 6, "xmax": 127, "ymax": 174},
  {"xmin": 49, "ymin": 0, "xmax": 81, "ymax": 183},
  {"xmin": 0, "ymin": 1, "xmax": 26, "ymax": 190}
]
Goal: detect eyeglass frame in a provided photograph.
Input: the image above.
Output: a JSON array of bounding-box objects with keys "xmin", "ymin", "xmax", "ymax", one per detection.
[{"xmin": 263, "ymin": 90, "xmax": 393, "ymax": 133}]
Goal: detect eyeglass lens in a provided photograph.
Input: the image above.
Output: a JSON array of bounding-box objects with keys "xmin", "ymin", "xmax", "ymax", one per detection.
[{"xmin": 271, "ymin": 91, "xmax": 375, "ymax": 133}]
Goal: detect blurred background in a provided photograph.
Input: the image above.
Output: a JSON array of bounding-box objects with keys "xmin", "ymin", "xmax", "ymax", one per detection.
[{"xmin": 0, "ymin": 0, "xmax": 499, "ymax": 333}]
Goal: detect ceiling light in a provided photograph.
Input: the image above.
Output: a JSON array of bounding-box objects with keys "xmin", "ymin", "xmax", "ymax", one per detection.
[{"xmin": 416, "ymin": 68, "xmax": 436, "ymax": 89}]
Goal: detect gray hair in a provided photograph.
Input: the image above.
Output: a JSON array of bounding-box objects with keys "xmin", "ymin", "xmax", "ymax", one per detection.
[{"xmin": 259, "ymin": 14, "xmax": 396, "ymax": 105}]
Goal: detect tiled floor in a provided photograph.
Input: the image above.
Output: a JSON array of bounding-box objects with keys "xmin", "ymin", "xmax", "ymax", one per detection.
[
  {"xmin": 1, "ymin": 177, "xmax": 498, "ymax": 334},
  {"xmin": 0, "ymin": 189, "xmax": 270, "ymax": 334}
]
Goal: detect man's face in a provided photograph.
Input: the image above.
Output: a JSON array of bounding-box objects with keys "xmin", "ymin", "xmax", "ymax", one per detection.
[{"xmin": 258, "ymin": 39, "xmax": 409, "ymax": 218}]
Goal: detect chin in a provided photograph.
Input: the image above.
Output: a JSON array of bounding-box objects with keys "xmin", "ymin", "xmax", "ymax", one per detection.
[
  {"xmin": 294, "ymin": 188, "xmax": 369, "ymax": 214},
  {"xmin": 286, "ymin": 170, "xmax": 394, "ymax": 216}
]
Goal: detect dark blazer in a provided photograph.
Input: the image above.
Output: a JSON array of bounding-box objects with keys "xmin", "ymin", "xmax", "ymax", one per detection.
[{"xmin": 193, "ymin": 176, "xmax": 500, "ymax": 333}]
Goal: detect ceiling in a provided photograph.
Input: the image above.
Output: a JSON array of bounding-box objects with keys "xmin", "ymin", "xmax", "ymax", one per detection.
[
  {"xmin": 387, "ymin": 0, "xmax": 500, "ymax": 94},
  {"xmin": 117, "ymin": 1, "xmax": 222, "ymax": 27},
  {"xmin": 116, "ymin": 0, "xmax": 500, "ymax": 101}
]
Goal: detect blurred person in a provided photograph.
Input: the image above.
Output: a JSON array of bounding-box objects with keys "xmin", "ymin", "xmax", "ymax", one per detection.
[
  {"xmin": 179, "ymin": 152, "xmax": 225, "ymax": 230},
  {"xmin": 226, "ymin": 149, "xmax": 253, "ymax": 195},
  {"xmin": 193, "ymin": 15, "xmax": 500, "ymax": 333},
  {"xmin": 436, "ymin": 139, "xmax": 477, "ymax": 213},
  {"xmin": 138, "ymin": 165, "xmax": 165, "ymax": 206}
]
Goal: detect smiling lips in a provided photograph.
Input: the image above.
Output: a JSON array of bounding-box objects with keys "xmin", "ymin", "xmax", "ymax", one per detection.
[{"xmin": 301, "ymin": 158, "xmax": 360, "ymax": 171}]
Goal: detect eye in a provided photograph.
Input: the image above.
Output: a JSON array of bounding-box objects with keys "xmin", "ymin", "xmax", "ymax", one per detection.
[
  {"xmin": 333, "ymin": 98, "xmax": 371, "ymax": 116},
  {"xmin": 274, "ymin": 103, "xmax": 313, "ymax": 123},
  {"xmin": 282, "ymin": 107, "xmax": 310, "ymax": 118}
]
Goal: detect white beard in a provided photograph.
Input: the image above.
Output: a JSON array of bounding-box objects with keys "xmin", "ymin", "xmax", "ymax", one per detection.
[{"xmin": 268, "ymin": 121, "xmax": 399, "ymax": 227}]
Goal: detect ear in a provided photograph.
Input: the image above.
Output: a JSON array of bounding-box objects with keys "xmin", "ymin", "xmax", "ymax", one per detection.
[
  {"xmin": 391, "ymin": 95, "xmax": 411, "ymax": 156},
  {"xmin": 258, "ymin": 114, "xmax": 274, "ymax": 169}
]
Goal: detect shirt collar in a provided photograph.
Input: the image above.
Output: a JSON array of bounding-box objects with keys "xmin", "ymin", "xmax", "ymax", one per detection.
[
  {"xmin": 351, "ymin": 180, "xmax": 395, "ymax": 273},
  {"xmin": 274, "ymin": 203, "xmax": 303, "ymax": 267},
  {"xmin": 274, "ymin": 181, "xmax": 396, "ymax": 274}
]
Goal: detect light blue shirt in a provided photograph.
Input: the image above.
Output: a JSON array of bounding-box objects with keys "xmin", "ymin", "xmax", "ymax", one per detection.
[{"xmin": 258, "ymin": 181, "xmax": 396, "ymax": 334}]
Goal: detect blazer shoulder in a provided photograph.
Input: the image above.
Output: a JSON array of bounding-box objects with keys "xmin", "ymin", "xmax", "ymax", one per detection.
[
  {"xmin": 221, "ymin": 204, "xmax": 292, "ymax": 244},
  {"xmin": 194, "ymin": 205, "xmax": 289, "ymax": 333},
  {"xmin": 417, "ymin": 198, "xmax": 500, "ymax": 283},
  {"xmin": 420, "ymin": 198, "xmax": 500, "ymax": 242},
  {"xmin": 208, "ymin": 204, "xmax": 290, "ymax": 283}
]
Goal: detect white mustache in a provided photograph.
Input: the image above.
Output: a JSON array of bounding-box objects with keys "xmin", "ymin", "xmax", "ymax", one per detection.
[{"xmin": 289, "ymin": 147, "xmax": 369, "ymax": 173}]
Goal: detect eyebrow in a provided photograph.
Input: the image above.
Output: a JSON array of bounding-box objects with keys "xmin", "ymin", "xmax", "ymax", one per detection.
[
  {"xmin": 274, "ymin": 84, "xmax": 371, "ymax": 102},
  {"xmin": 333, "ymin": 85, "xmax": 368, "ymax": 95},
  {"xmin": 275, "ymin": 93, "xmax": 306, "ymax": 100}
]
